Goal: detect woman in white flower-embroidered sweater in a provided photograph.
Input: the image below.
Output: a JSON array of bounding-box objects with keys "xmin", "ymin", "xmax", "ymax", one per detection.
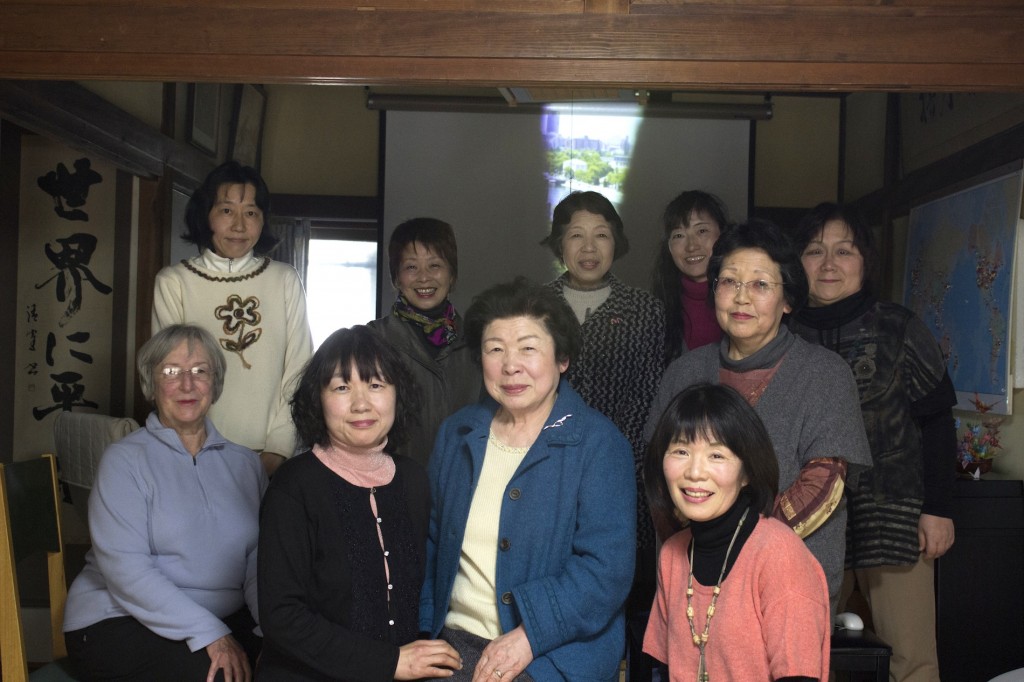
[{"xmin": 153, "ymin": 161, "xmax": 312, "ymax": 477}]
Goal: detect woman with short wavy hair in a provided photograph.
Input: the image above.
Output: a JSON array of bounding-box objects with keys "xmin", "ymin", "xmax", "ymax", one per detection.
[
  {"xmin": 368, "ymin": 217, "xmax": 481, "ymax": 465},
  {"xmin": 541, "ymin": 191, "xmax": 664, "ymax": 607},
  {"xmin": 64, "ymin": 324, "xmax": 266, "ymax": 682}
]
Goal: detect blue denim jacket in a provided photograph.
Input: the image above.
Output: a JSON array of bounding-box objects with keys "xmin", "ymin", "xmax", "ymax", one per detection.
[{"xmin": 419, "ymin": 380, "xmax": 636, "ymax": 681}]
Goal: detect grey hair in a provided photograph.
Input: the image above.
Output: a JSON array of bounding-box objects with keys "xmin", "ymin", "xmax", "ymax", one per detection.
[{"xmin": 137, "ymin": 324, "xmax": 226, "ymax": 403}]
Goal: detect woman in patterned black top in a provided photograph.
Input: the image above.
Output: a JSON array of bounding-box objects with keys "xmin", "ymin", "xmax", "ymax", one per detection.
[
  {"xmin": 256, "ymin": 326, "xmax": 461, "ymax": 681},
  {"xmin": 540, "ymin": 191, "xmax": 664, "ymax": 608},
  {"xmin": 791, "ymin": 203, "xmax": 956, "ymax": 682}
]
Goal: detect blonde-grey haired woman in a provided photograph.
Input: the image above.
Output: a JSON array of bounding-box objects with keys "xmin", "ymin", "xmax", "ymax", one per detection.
[{"xmin": 63, "ymin": 324, "xmax": 267, "ymax": 682}]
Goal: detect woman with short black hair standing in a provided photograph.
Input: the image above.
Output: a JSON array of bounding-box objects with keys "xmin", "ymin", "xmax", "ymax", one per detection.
[
  {"xmin": 152, "ymin": 160, "xmax": 312, "ymax": 477},
  {"xmin": 369, "ymin": 217, "xmax": 481, "ymax": 464}
]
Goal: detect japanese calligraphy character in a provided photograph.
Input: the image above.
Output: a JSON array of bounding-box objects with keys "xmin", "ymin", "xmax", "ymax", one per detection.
[
  {"xmin": 32, "ymin": 371, "xmax": 99, "ymax": 420},
  {"xmin": 36, "ymin": 158, "xmax": 103, "ymax": 222},
  {"xmin": 45, "ymin": 331, "xmax": 94, "ymax": 367},
  {"xmin": 34, "ymin": 233, "xmax": 113, "ymax": 322}
]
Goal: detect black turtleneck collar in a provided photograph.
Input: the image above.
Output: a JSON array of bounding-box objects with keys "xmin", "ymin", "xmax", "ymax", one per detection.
[
  {"xmin": 689, "ymin": 487, "xmax": 758, "ymax": 585},
  {"xmin": 794, "ymin": 289, "xmax": 875, "ymax": 330}
]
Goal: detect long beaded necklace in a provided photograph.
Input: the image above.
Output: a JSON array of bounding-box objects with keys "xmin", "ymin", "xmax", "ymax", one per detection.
[{"xmin": 685, "ymin": 507, "xmax": 749, "ymax": 682}]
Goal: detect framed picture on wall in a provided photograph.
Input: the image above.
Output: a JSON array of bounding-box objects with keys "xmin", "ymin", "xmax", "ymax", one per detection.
[
  {"xmin": 229, "ymin": 84, "xmax": 267, "ymax": 169},
  {"xmin": 186, "ymin": 83, "xmax": 221, "ymax": 156}
]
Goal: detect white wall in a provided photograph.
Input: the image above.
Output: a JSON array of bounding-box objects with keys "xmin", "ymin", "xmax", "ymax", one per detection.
[{"xmin": 382, "ymin": 109, "xmax": 750, "ymax": 310}]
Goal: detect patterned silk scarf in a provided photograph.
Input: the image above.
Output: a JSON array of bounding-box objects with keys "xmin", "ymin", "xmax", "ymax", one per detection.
[{"xmin": 391, "ymin": 295, "xmax": 458, "ymax": 347}]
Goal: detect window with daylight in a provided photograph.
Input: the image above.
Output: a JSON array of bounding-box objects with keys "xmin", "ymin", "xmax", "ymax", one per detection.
[
  {"xmin": 270, "ymin": 195, "xmax": 381, "ymax": 350},
  {"xmin": 306, "ymin": 224, "xmax": 379, "ymax": 348}
]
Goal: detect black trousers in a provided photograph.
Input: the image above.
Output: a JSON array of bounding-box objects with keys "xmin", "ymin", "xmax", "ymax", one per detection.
[{"xmin": 64, "ymin": 607, "xmax": 261, "ymax": 682}]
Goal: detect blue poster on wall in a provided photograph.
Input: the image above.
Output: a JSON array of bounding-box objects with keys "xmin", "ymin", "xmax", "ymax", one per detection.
[{"xmin": 903, "ymin": 167, "xmax": 1023, "ymax": 415}]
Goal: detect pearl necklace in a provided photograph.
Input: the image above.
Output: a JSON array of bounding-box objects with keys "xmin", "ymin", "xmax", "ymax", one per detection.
[{"xmin": 686, "ymin": 507, "xmax": 749, "ymax": 682}]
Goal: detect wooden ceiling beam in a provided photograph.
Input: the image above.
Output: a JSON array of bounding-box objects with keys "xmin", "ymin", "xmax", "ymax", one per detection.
[
  {"xmin": 1, "ymin": 55, "xmax": 1020, "ymax": 93},
  {"xmin": 1, "ymin": 7, "xmax": 1019, "ymax": 63},
  {"xmin": 0, "ymin": 2, "xmax": 1022, "ymax": 91}
]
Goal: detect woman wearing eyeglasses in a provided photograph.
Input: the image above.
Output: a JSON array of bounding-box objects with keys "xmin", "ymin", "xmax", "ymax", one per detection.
[
  {"xmin": 64, "ymin": 325, "xmax": 267, "ymax": 682},
  {"xmin": 644, "ymin": 219, "xmax": 872, "ymax": 611}
]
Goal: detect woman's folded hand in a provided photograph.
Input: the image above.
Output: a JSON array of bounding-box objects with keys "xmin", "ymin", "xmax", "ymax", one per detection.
[
  {"xmin": 205, "ymin": 634, "xmax": 251, "ymax": 682},
  {"xmin": 396, "ymin": 638, "xmax": 463, "ymax": 680}
]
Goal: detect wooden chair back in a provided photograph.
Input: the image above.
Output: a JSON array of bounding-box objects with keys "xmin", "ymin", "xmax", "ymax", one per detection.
[{"xmin": 0, "ymin": 454, "xmax": 68, "ymax": 682}]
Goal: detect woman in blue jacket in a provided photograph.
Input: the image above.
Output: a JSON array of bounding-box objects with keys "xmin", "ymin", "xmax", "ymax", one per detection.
[{"xmin": 419, "ymin": 278, "xmax": 636, "ymax": 682}]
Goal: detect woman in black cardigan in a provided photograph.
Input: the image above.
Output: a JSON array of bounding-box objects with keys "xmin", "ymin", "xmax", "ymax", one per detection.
[{"xmin": 256, "ymin": 325, "xmax": 461, "ymax": 681}]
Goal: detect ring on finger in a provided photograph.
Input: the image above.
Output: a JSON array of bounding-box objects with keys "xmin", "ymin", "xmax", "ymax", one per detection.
[{"xmin": 494, "ymin": 671, "xmax": 504, "ymax": 679}]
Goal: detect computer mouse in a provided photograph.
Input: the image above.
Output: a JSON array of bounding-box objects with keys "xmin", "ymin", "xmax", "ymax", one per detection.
[{"xmin": 835, "ymin": 611, "xmax": 864, "ymax": 631}]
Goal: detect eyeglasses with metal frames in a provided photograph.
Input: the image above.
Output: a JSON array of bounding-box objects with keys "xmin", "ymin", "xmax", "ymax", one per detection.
[
  {"xmin": 712, "ymin": 277, "xmax": 783, "ymax": 299},
  {"xmin": 159, "ymin": 365, "xmax": 212, "ymax": 383}
]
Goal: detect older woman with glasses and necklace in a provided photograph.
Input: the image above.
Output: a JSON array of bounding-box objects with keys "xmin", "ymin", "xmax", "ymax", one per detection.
[
  {"xmin": 63, "ymin": 325, "xmax": 267, "ymax": 682},
  {"xmin": 644, "ymin": 219, "xmax": 872, "ymax": 612}
]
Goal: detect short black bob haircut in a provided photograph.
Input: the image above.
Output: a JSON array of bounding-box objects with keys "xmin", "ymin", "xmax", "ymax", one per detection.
[
  {"xmin": 539, "ymin": 190, "xmax": 630, "ymax": 262},
  {"xmin": 290, "ymin": 325, "xmax": 420, "ymax": 450},
  {"xmin": 387, "ymin": 217, "xmax": 459, "ymax": 285},
  {"xmin": 644, "ymin": 383, "xmax": 779, "ymax": 536},
  {"xmin": 182, "ymin": 160, "xmax": 279, "ymax": 256},
  {"xmin": 793, "ymin": 201, "xmax": 879, "ymax": 297},
  {"xmin": 706, "ymin": 218, "xmax": 809, "ymax": 314},
  {"xmin": 464, "ymin": 277, "xmax": 581, "ymax": 368}
]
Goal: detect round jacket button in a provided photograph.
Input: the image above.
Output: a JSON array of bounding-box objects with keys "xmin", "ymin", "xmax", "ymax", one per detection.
[
  {"xmin": 509, "ymin": 488, "xmax": 521, "ymax": 500},
  {"xmin": 501, "ymin": 592, "xmax": 513, "ymax": 605},
  {"xmin": 500, "ymin": 538, "xmax": 511, "ymax": 551}
]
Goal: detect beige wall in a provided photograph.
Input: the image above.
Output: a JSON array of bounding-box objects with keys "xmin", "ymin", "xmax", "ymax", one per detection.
[
  {"xmin": 755, "ymin": 96, "xmax": 841, "ymax": 207},
  {"xmin": 844, "ymin": 92, "xmax": 888, "ymax": 202},
  {"xmin": 261, "ymin": 85, "xmax": 379, "ymax": 196},
  {"xmin": 75, "ymin": 81, "xmax": 381, "ymax": 195},
  {"xmin": 79, "ymin": 83, "xmax": 841, "ymax": 204},
  {"xmin": 79, "ymin": 81, "xmax": 165, "ymax": 131}
]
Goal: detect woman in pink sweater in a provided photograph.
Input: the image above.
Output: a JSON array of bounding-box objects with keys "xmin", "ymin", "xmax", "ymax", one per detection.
[{"xmin": 643, "ymin": 383, "xmax": 831, "ymax": 681}]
